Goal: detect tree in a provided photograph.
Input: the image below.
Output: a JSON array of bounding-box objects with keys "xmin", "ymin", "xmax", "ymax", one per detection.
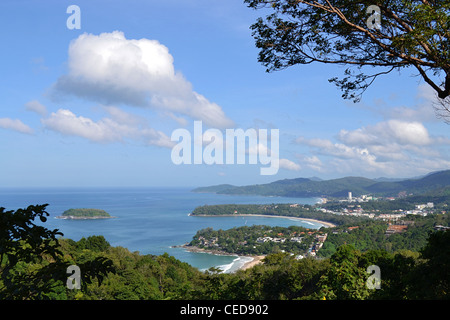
[
  {"xmin": 244, "ymin": 0, "xmax": 450, "ymax": 115},
  {"xmin": 0, "ymin": 204, "xmax": 64, "ymax": 298},
  {"xmin": 409, "ymin": 230, "xmax": 450, "ymax": 299},
  {"xmin": 0, "ymin": 205, "xmax": 114, "ymax": 299},
  {"xmin": 77, "ymin": 235, "xmax": 111, "ymax": 252},
  {"xmin": 316, "ymin": 244, "xmax": 371, "ymax": 299},
  {"xmin": 433, "ymin": 95, "xmax": 450, "ymax": 123}
]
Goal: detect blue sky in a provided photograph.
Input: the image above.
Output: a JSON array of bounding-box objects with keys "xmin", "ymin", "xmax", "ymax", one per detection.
[{"xmin": 0, "ymin": 0, "xmax": 449, "ymax": 188}]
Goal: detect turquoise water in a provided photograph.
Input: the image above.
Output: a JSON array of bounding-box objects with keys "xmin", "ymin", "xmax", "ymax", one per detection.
[{"xmin": 0, "ymin": 187, "xmax": 323, "ymax": 272}]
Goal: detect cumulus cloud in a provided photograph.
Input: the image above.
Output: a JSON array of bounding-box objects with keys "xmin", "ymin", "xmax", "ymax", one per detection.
[
  {"xmin": 0, "ymin": 118, "xmax": 34, "ymax": 135},
  {"xmin": 279, "ymin": 158, "xmax": 301, "ymax": 171},
  {"xmin": 42, "ymin": 108, "xmax": 174, "ymax": 148},
  {"xmin": 51, "ymin": 31, "xmax": 234, "ymax": 128},
  {"xmin": 295, "ymin": 119, "xmax": 450, "ymax": 177},
  {"xmin": 338, "ymin": 120, "xmax": 432, "ymax": 147}
]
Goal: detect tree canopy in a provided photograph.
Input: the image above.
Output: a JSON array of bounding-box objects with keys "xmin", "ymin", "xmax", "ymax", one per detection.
[
  {"xmin": 244, "ymin": 0, "xmax": 450, "ymax": 118},
  {"xmin": 0, "ymin": 205, "xmax": 114, "ymax": 299}
]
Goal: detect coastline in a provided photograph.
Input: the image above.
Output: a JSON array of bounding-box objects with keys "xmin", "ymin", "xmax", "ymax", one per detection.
[
  {"xmin": 240, "ymin": 255, "xmax": 265, "ymax": 271},
  {"xmin": 189, "ymin": 213, "xmax": 336, "ymax": 228},
  {"xmin": 178, "ymin": 212, "xmax": 335, "ymax": 272},
  {"xmin": 55, "ymin": 215, "xmax": 116, "ymax": 220},
  {"xmin": 178, "ymin": 245, "xmax": 265, "ymax": 273}
]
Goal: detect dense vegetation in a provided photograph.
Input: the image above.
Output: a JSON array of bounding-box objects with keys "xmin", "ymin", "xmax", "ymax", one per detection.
[
  {"xmin": 61, "ymin": 208, "xmax": 112, "ymax": 218},
  {"xmin": 1, "ymin": 204, "xmax": 449, "ymax": 300},
  {"xmin": 192, "ymin": 203, "xmax": 368, "ymax": 226}
]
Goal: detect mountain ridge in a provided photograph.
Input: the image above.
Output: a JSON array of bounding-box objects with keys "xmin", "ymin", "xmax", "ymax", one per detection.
[{"xmin": 192, "ymin": 170, "xmax": 450, "ymax": 198}]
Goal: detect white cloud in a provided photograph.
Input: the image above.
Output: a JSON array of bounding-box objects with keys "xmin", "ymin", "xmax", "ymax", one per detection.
[
  {"xmin": 299, "ymin": 137, "xmax": 373, "ymax": 160},
  {"xmin": 295, "ymin": 118, "xmax": 449, "ymax": 177},
  {"xmin": 51, "ymin": 31, "xmax": 234, "ymax": 128},
  {"xmin": 279, "ymin": 158, "xmax": 301, "ymax": 171},
  {"xmin": 338, "ymin": 120, "xmax": 432, "ymax": 147},
  {"xmin": 301, "ymin": 155, "xmax": 323, "ymax": 172},
  {"xmin": 102, "ymin": 106, "xmax": 149, "ymax": 129},
  {"xmin": 25, "ymin": 100, "xmax": 47, "ymax": 116},
  {"xmin": 42, "ymin": 108, "xmax": 174, "ymax": 148},
  {"xmin": 0, "ymin": 118, "xmax": 34, "ymax": 135}
]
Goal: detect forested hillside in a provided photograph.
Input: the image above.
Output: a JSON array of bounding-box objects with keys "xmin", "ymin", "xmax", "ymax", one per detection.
[{"xmin": 1, "ymin": 204, "xmax": 449, "ymax": 300}]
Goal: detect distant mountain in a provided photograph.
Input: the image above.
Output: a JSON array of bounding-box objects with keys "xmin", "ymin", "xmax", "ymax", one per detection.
[{"xmin": 192, "ymin": 170, "xmax": 450, "ymax": 198}]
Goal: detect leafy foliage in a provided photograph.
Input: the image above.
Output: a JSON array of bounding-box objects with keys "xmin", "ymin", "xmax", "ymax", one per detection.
[
  {"xmin": 0, "ymin": 205, "xmax": 114, "ymax": 299},
  {"xmin": 244, "ymin": 0, "xmax": 450, "ymax": 104}
]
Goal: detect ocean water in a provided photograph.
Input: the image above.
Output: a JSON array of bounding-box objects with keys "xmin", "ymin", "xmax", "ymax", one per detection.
[{"xmin": 0, "ymin": 187, "xmax": 322, "ymax": 272}]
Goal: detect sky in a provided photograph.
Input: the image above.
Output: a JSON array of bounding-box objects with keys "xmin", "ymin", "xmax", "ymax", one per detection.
[{"xmin": 0, "ymin": 0, "xmax": 449, "ymax": 188}]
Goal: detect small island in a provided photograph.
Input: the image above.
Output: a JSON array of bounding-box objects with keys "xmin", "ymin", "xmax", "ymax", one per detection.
[{"xmin": 56, "ymin": 208, "xmax": 115, "ymax": 220}]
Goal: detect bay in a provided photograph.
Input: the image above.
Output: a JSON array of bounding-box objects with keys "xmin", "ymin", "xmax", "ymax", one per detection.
[{"xmin": 0, "ymin": 187, "xmax": 323, "ymax": 272}]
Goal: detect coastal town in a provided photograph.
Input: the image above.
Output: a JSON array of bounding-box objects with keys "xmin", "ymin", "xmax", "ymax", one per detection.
[
  {"xmin": 185, "ymin": 191, "xmax": 449, "ymax": 268},
  {"xmin": 185, "ymin": 227, "xmax": 330, "ymax": 263},
  {"xmin": 319, "ymin": 191, "xmax": 442, "ymax": 220}
]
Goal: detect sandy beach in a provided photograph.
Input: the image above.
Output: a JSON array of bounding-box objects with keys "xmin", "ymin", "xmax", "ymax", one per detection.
[
  {"xmin": 179, "ymin": 245, "xmax": 265, "ymax": 272},
  {"xmin": 239, "ymin": 255, "xmax": 265, "ymax": 271},
  {"xmin": 190, "ymin": 213, "xmax": 336, "ymax": 228}
]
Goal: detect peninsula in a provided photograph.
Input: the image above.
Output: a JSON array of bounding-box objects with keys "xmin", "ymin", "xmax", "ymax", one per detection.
[
  {"xmin": 189, "ymin": 203, "xmax": 360, "ymax": 227},
  {"xmin": 56, "ymin": 208, "xmax": 115, "ymax": 220}
]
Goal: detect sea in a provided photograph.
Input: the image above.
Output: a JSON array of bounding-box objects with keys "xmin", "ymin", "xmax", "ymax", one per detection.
[{"xmin": 0, "ymin": 187, "xmax": 323, "ymax": 273}]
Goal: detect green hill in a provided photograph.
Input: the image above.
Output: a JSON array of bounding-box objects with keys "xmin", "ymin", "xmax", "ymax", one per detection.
[{"xmin": 58, "ymin": 208, "xmax": 113, "ymax": 219}]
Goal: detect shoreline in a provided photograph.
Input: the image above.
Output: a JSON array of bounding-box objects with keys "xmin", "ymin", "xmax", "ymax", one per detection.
[
  {"xmin": 240, "ymin": 255, "xmax": 265, "ymax": 271},
  {"xmin": 55, "ymin": 215, "xmax": 116, "ymax": 220},
  {"xmin": 178, "ymin": 245, "xmax": 265, "ymax": 272},
  {"xmin": 189, "ymin": 213, "xmax": 336, "ymax": 228}
]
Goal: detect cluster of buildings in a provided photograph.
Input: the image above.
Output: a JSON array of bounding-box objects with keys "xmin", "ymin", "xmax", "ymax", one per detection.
[
  {"xmin": 319, "ymin": 191, "xmax": 439, "ymax": 220},
  {"xmin": 335, "ymin": 192, "xmax": 380, "ymax": 203},
  {"xmin": 254, "ymin": 230, "xmax": 330, "ymax": 258},
  {"xmin": 256, "ymin": 236, "xmax": 286, "ymax": 243},
  {"xmin": 256, "ymin": 233, "xmax": 305, "ymax": 244},
  {"xmin": 195, "ymin": 236, "xmax": 219, "ymax": 248},
  {"xmin": 385, "ymin": 220, "xmax": 415, "ymax": 235},
  {"xmin": 307, "ymin": 233, "xmax": 327, "ymax": 257}
]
